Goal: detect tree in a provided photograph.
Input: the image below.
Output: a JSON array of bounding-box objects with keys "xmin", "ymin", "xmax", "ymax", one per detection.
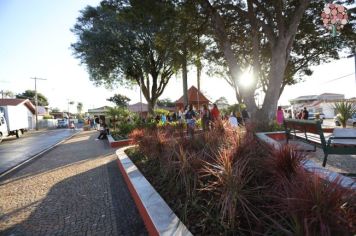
[
  {"xmin": 333, "ymin": 101, "xmax": 356, "ymax": 128},
  {"xmin": 107, "ymin": 94, "xmax": 131, "ymax": 107},
  {"xmin": 1, "ymin": 90, "xmax": 15, "ymax": 98},
  {"xmin": 172, "ymin": 1, "xmax": 209, "ymax": 106},
  {"xmin": 214, "ymin": 96, "xmax": 229, "ymax": 105},
  {"xmin": 72, "ymin": 0, "xmax": 180, "ymax": 114},
  {"xmin": 16, "ymin": 90, "xmax": 49, "ymax": 106},
  {"xmin": 198, "ymin": 0, "xmax": 355, "ymax": 126},
  {"xmin": 157, "ymin": 98, "xmax": 175, "ymax": 108},
  {"xmin": 77, "ymin": 102, "xmax": 83, "ymax": 114}
]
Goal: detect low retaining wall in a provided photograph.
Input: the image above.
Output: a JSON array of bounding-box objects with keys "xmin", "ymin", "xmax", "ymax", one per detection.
[
  {"xmin": 108, "ymin": 135, "xmax": 135, "ymax": 148},
  {"xmin": 116, "ymin": 147, "xmax": 192, "ymax": 236},
  {"xmin": 256, "ymin": 132, "xmax": 355, "ymax": 190}
]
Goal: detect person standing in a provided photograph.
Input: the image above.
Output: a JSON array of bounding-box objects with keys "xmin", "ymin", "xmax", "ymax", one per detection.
[
  {"xmin": 276, "ymin": 106, "xmax": 284, "ymax": 125},
  {"xmin": 302, "ymin": 107, "xmax": 309, "ymax": 120},
  {"xmin": 211, "ymin": 104, "xmax": 220, "ymax": 122},
  {"xmin": 201, "ymin": 104, "xmax": 211, "ymax": 131},
  {"xmin": 185, "ymin": 105, "xmax": 196, "ymax": 138}
]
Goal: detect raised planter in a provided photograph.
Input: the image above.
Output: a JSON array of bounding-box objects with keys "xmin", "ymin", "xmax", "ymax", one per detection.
[
  {"xmin": 115, "ymin": 147, "xmax": 192, "ymax": 236},
  {"xmin": 256, "ymin": 131, "xmax": 355, "ymax": 190},
  {"xmin": 108, "ymin": 135, "xmax": 135, "ymax": 148}
]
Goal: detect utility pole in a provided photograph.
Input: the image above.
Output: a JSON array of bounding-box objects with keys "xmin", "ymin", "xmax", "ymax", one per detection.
[{"xmin": 31, "ymin": 77, "xmax": 47, "ymax": 131}]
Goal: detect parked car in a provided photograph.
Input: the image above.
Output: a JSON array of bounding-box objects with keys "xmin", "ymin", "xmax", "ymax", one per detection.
[
  {"xmin": 57, "ymin": 119, "xmax": 68, "ymax": 128},
  {"xmin": 334, "ymin": 113, "xmax": 356, "ymax": 127}
]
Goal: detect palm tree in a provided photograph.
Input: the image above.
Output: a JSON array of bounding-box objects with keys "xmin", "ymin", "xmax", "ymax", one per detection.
[
  {"xmin": 333, "ymin": 101, "xmax": 356, "ymax": 128},
  {"xmin": 77, "ymin": 102, "xmax": 83, "ymax": 115}
]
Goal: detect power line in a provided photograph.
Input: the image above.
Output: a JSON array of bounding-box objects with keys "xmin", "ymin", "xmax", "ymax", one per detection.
[{"xmin": 323, "ymin": 73, "xmax": 354, "ymax": 84}]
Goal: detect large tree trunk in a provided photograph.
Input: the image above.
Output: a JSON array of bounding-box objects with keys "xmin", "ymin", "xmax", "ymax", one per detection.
[
  {"xmin": 258, "ymin": 42, "xmax": 288, "ymax": 123},
  {"xmin": 147, "ymin": 99, "xmax": 156, "ymax": 115}
]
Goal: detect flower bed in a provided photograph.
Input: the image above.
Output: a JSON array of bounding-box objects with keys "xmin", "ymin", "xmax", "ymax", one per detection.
[
  {"xmin": 125, "ymin": 122, "xmax": 355, "ymax": 235},
  {"xmin": 108, "ymin": 131, "xmax": 135, "ymax": 148}
]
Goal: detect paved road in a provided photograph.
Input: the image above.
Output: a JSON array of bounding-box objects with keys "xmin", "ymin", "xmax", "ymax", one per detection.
[
  {"xmin": 0, "ymin": 130, "xmax": 147, "ymax": 235},
  {"xmin": 0, "ymin": 129, "xmax": 79, "ymax": 175}
]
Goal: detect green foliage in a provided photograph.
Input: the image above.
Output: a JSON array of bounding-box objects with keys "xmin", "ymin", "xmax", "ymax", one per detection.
[
  {"xmin": 76, "ymin": 102, "xmax": 83, "ymax": 114},
  {"xmin": 157, "ymin": 98, "xmax": 175, "ymax": 107},
  {"xmin": 107, "ymin": 94, "xmax": 131, "ymax": 107},
  {"xmin": 16, "ymin": 90, "xmax": 49, "ymax": 106},
  {"xmin": 333, "ymin": 101, "xmax": 356, "ymax": 128},
  {"xmin": 154, "ymin": 108, "xmax": 170, "ymax": 116},
  {"xmin": 43, "ymin": 114, "xmax": 53, "ymax": 119},
  {"xmin": 1, "ymin": 90, "xmax": 14, "ymax": 98},
  {"xmin": 72, "ymin": 0, "xmax": 180, "ymax": 113},
  {"xmin": 117, "ymin": 122, "xmax": 136, "ymax": 137}
]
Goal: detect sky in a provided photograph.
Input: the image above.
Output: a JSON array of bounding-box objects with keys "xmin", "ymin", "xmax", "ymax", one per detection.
[{"xmin": 0, "ymin": 0, "xmax": 355, "ymax": 113}]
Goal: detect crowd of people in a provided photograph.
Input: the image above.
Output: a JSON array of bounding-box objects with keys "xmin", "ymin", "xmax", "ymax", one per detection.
[
  {"xmin": 276, "ymin": 106, "xmax": 310, "ymax": 125},
  {"xmin": 151, "ymin": 103, "xmax": 249, "ymax": 137}
]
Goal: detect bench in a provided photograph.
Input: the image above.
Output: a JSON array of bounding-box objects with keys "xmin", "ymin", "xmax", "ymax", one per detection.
[{"xmin": 284, "ymin": 119, "xmax": 356, "ymax": 167}]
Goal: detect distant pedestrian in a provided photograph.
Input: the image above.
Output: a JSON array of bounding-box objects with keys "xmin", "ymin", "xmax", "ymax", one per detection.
[
  {"xmin": 228, "ymin": 113, "xmax": 239, "ymax": 128},
  {"xmin": 302, "ymin": 107, "xmax": 309, "ymax": 120},
  {"xmin": 185, "ymin": 105, "xmax": 196, "ymax": 138},
  {"xmin": 96, "ymin": 123, "xmax": 108, "ymax": 140},
  {"xmin": 276, "ymin": 106, "xmax": 284, "ymax": 125},
  {"xmin": 201, "ymin": 104, "xmax": 211, "ymax": 131},
  {"xmin": 242, "ymin": 108, "xmax": 249, "ymax": 121},
  {"xmin": 211, "ymin": 104, "xmax": 220, "ymax": 122}
]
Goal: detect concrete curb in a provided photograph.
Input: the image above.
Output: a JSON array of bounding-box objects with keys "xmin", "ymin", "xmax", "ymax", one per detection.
[
  {"xmin": 115, "ymin": 146, "xmax": 192, "ymax": 236},
  {"xmin": 0, "ymin": 130, "xmax": 81, "ymax": 179},
  {"xmin": 256, "ymin": 131, "xmax": 356, "ymax": 190},
  {"xmin": 107, "ymin": 135, "xmax": 135, "ymax": 148}
]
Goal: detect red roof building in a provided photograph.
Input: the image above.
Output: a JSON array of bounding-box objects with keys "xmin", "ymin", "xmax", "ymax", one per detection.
[
  {"xmin": 175, "ymin": 86, "xmax": 210, "ymax": 110},
  {"xmin": 0, "ymin": 98, "xmax": 36, "ymax": 114}
]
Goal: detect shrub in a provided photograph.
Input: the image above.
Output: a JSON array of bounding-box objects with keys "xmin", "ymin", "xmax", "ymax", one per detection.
[
  {"xmin": 276, "ymin": 172, "xmax": 356, "ymax": 235},
  {"xmin": 127, "ymin": 121, "xmax": 355, "ymax": 235},
  {"xmin": 333, "ymin": 101, "xmax": 356, "ymax": 128}
]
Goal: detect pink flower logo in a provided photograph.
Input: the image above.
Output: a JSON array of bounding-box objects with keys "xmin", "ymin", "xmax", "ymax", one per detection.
[{"xmin": 321, "ymin": 3, "xmax": 348, "ymax": 31}]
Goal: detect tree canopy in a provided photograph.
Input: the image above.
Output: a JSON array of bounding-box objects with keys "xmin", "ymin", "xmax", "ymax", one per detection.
[
  {"xmin": 198, "ymin": 0, "xmax": 355, "ymax": 125},
  {"xmin": 157, "ymin": 98, "xmax": 175, "ymax": 107},
  {"xmin": 16, "ymin": 90, "xmax": 49, "ymax": 106},
  {"xmin": 72, "ymin": 0, "xmax": 181, "ymax": 114},
  {"xmin": 107, "ymin": 94, "xmax": 131, "ymax": 107}
]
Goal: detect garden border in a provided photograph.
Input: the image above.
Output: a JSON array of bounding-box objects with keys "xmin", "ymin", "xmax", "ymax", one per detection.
[
  {"xmin": 108, "ymin": 134, "xmax": 135, "ymax": 148},
  {"xmin": 115, "ymin": 146, "xmax": 193, "ymax": 236},
  {"xmin": 256, "ymin": 132, "xmax": 355, "ymax": 190}
]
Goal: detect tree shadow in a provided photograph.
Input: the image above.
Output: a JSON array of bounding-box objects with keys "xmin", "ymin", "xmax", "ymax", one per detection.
[{"xmin": 1, "ymin": 160, "xmax": 147, "ymax": 236}]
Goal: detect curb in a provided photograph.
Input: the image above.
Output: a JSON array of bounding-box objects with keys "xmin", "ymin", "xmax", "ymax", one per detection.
[
  {"xmin": 107, "ymin": 135, "xmax": 135, "ymax": 148},
  {"xmin": 0, "ymin": 130, "xmax": 81, "ymax": 179},
  {"xmin": 115, "ymin": 146, "xmax": 192, "ymax": 236},
  {"xmin": 256, "ymin": 131, "xmax": 356, "ymax": 190}
]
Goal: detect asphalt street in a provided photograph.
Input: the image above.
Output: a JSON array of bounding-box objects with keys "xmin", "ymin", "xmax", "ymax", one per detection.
[{"xmin": 0, "ymin": 129, "xmax": 79, "ymax": 175}]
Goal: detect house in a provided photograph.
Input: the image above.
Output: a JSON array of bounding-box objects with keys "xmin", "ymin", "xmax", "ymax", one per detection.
[
  {"xmin": 289, "ymin": 93, "xmax": 345, "ymax": 118},
  {"xmin": 175, "ymin": 86, "xmax": 211, "ymax": 110},
  {"xmin": 0, "ymin": 98, "xmax": 36, "ymax": 129},
  {"xmin": 87, "ymin": 106, "xmax": 113, "ymax": 123},
  {"xmin": 128, "ymin": 102, "xmax": 149, "ymax": 118}
]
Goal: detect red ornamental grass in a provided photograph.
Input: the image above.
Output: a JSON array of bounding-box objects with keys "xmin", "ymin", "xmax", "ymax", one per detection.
[
  {"xmin": 265, "ymin": 144, "xmax": 306, "ymax": 181},
  {"xmin": 280, "ymin": 172, "xmax": 356, "ymax": 236},
  {"xmin": 201, "ymin": 147, "xmax": 260, "ymax": 229}
]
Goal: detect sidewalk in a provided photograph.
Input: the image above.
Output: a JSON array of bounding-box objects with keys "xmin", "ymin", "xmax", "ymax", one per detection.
[{"xmin": 0, "ymin": 130, "xmax": 147, "ymax": 236}]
